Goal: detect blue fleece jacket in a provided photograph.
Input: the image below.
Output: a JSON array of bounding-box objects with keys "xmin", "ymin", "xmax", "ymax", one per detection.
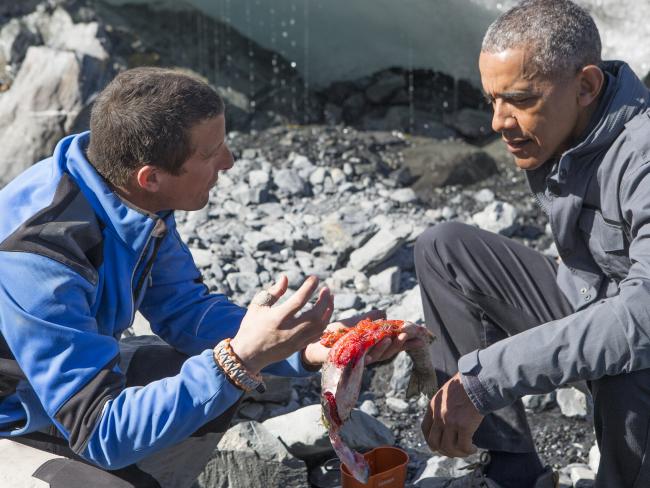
[{"xmin": 0, "ymin": 132, "xmax": 312, "ymax": 468}]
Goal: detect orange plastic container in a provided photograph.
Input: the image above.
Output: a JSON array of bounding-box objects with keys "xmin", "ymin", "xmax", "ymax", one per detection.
[{"xmin": 340, "ymin": 446, "xmax": 409, "ymax": 488}]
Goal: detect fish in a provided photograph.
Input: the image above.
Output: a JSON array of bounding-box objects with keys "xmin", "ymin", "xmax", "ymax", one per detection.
[{"xmin": 320, "ymin": 318, "xmax": 437, "ymax": 483}]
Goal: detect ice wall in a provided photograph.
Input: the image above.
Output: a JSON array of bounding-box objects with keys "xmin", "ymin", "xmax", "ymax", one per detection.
[{"xmin": 105, "ymin": 0, "xmax": 650, "ymax": 87}]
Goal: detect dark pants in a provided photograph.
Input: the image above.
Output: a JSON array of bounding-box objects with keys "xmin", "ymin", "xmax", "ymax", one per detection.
[
  {"xmin": 12, "ymin": 338, "xmax": 241, "ymax": 488},
  {"xmin": 414, "ymin": 221, "xmax": 650, "ymax": 488}
]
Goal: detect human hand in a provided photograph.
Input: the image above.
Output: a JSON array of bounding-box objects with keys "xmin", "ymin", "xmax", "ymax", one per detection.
[
  {"xmin": 421, "ymin": 372, "xmax": 483, "ymax": 457},
  {"xmin": 301, "ymin": 310, "xmax": 428, "ymax": 367},
  {"xmin": 230, "ymin": 275, "xmax": 334, "ymax": 374}
]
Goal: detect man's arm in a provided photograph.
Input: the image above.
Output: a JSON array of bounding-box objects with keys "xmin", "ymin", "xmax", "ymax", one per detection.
[{"xmin": 0, "ymin": 252, "xmax": 244, "ymax": 469}]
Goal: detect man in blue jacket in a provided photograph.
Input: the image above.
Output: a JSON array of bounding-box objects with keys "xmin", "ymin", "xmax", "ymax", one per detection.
[
  {"xmin": 0, "ymin": 67, "xmax": 415, "ymax": 487},
  {"xmin": 418, "ymin": 1, "xmax": 650, "ymax": 487}
]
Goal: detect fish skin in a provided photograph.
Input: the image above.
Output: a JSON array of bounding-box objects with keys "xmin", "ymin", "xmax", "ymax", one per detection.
[{"xmin": 320, "ymin": 319, "xmax": 436, "ymax": 483}]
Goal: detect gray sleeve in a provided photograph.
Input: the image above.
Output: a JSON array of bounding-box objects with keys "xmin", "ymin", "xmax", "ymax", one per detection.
[{"xmin": 459, "ymin": 161, "xmax": 650, "ymax": 415}]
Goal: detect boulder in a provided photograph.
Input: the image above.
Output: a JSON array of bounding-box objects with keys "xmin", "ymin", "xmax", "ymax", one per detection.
[
  {"xmin": 348, "ymin": 223, "xmax": 412, "ymax": 271},
  {"xmin": 0, "ymin": 45, "xmax": 113, "ymax": 186},
  {"xmin": 471, "ymin": 201, "xmax": 518, "ymax": 236},
  {"xmin": 387, "ymin": 286, "xmax": 425, "ymax": 324},
  {"xmin": 196, "ymin": 421, "xmax": 308, "ymax": 488},
  {"xmin": 402, "ymin": 138, "xmax": 498, "ymax": 200},
  {"xmin": 262, "ymin": 404, "xmax": 394, "ymax": 461}
]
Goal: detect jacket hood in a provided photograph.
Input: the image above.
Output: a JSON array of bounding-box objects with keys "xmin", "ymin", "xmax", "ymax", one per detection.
[{"xmin": 569, "ymin": 61, "xmax": 650, "ymax": 158}]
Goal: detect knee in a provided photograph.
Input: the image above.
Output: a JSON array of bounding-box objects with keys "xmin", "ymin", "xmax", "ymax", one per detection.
[{"xmin": 414, "ymin": 221, "xmax": 475, "ymax": 269}]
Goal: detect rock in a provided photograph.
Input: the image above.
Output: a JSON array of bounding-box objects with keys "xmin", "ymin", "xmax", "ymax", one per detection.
[
  {"xmin": 568, "ymin": 463, "xmax": 595, "ymax": 488},
  {"xmin": 262, "ymin": 404, "xmax": 394, "ymax": 462},
  {"xmin": 444, "ymin": 108, "xmax": 493, "ymax": 140},
  {"xmin": 226, "ymin": 272, "xmax": 261, "ymax": 294},
  {"xmin": 273, "ymin": 168, "xmax": 308, "ymax": 196},
  {"xmin": 334, "ymin": 293, "xmax": 362, "ymax": 310},
  {"xmin": 369, "ymin": 266, "xmax": 401, "ymax": 294},
  {"xmin": 196, "ymin": 421, "xmax": 308, "ymax": 488},
  {"xmin": 557, "ymin": 386, "xmax": 590, "ymax": 418},
  {"xmin": 473, "ymin": 188, "xmax": 495, "ymax": 203},
  {"xmin": 414, "ymin": 452, "xmax": 484, "ymax": 485},
  {"xmin": 244, "ymin": 231, "xmax": 276, "ymax": 250},
  {"xmin": 325, "ymin": 267, "xmax": 370, "ymax": 293},
  {"xmin": 522, "ymin": 392, "xmax": 556, "ymax": 413},
  {"xmin": 388, "ymin": 187, "xmax": 418, "ymax": 204},
  {"xmin": 236, "ymin": 255, "xmax": 258, "ymax": 274},
  {"xmin": 385, "ymin": 397, "xmax": 409, "ymax": 413},
  {"xmin": 131, "ymin": 311, "xmax": 154, "ymax": 336},
  {"xmin": 0, "ymin": 46, "xmax": 114, "ymax": 186},
  {"xmin": 246, "ymin": 376, "xmax": 294, "ymax": 404},
  {"xmin": 471, "ymin": 201, "xmax": 518, "ymax": 236},
  {"xmin": 365, "ymin": 71, "xmax": 405, "ymax": 103},
  {"xmin": 388, "ymin": 351, "xmax": 413, "ymax": 398},
  {"xmin": 309, "ymin": 167, "xmax": 327, "ymax": 186},
  {"xmin": 402, "ymin": 138, "xmax": 498, "ymax": 200},
  {"xmin": 190, "ymin": 247, "xmax": 213, "ymax": 269},
  {"xmin": 387, "ymin": 286, "xmax": 424, "ymax": 323},
  {"xmin": 348, "ymin": 224, "xmax": 412, "ymax": 271},
  {"xmin": 248, "ymin": 169, "xmax": 270, "ymax": 188},
  {"xmin": 359, "ymin": 399, "xmax": 379, "ymax": 417},
  {"xmin": 588, "ymin": 443, "xmax": 600, "ymax": 474},
  {"xmin": 0, "ymin": 18, "xmax": 40, "ymax": 68},
  {"xmin": 320, "ymin": 214, "xmax": 376, "ymax": 256},
  {"xmin": 238, "ymin": 402, "xmax": 265, "ymax": 421}
]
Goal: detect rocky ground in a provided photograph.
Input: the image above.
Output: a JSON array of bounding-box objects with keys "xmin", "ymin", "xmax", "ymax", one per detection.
[{"xmin": 0, "ymin": 1, "xmax": 602, "ymax": 487}]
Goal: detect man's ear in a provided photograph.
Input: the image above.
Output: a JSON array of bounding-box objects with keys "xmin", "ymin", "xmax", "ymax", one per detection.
[
  {"xmin": 135, "ymin": 165, "xmax": 161, "ymax": 192},
  {"xmin": 577, "ymin": 65, "xmax": 605, "ymax": 107}
]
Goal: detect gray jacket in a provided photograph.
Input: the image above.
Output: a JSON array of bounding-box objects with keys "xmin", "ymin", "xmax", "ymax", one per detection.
[{"xmin": 460, "ymin": 61, "xmax": 650, "ymax": 414}]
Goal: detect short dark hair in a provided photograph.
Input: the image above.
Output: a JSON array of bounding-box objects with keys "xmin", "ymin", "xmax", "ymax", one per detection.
[
  {"xmin": 87, "ymin": 67, "xmax": 224, "ymax": 186},
  {"xmin": 482, "ymin": 0, "xmax": 601, "ymax": 78}
]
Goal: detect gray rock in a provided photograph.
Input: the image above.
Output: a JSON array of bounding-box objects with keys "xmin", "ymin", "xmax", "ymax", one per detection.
[
  {"xmin": 385, "ymin": 397, "xmax": 409, "ymax": 413},
  {"xmin": 444, "ymin": 108, "xmax": 493, "ymax": 140},
  {"xmin": 471, "ymin": 201, "xmax": 518, "ymax": 236},
  {"xmin": 309, "ymin": 167, "xmax": 327, "ymax": 186},
  {"xmin": 196, "ymin": 421, "xmax": 308, "ymax": 488},
  {"xmin": 238, "ymin": 402, "xmax": 265, "ymax": 421},
  {"xmin": 388, "ymin": 351, "xmax": 414, "ymax": 399},
  {"xmin": 387, "ymin": 286, "xmax": 425, "ymax": 323},
  {"xmin": 359, "ymin": 399, "xmax": 379, "ymax": 417},
  {"xmin": 473, "ymin": 188, "xmax": 495, "ymax": 203},
  {"xmin": 568, "ymin": 463, "xmax": 595, "ymax": 488},
  {"xmin": 522, "ymin": 392, "xmax": 556, "ymax": 413},
  {"xmin": 231, "ymin": 184, "xmax": 269, "ymax": 205},
  {"xmin": 348, "ymin": 224, "xmax": 412, "ymax": 271},
  {"xmin": 244, "ymin": 231, "xmax": 276, "ymax": 251},
  {"xmin": 334, "ymin": 293, "xmax": 362, "ymax": 310},
  {"xmin": 557, "ymin": 386, "xmax": 590, "ymax": 418},
  {"xmin": 414, "ymin": 453, "xmax": 484, "ymax": 485},
  {"xmin": 388, "ymin": 187, "xmax": 418, "ymax": 204},
  {"xmin": 588, "ymin": 443, "xmax": 600, "ymax": 474},
  {"xmin": 262, "ymin": 404, "xmax": 394, "ymax": 461},
  {"xmin": 0, "ymin": 46, "xmax": 114, "ymax": 186},
  {"xmin": 369, "ymin": 266, "xmax": 401, "ymax": 294},
  {"xmin": 246, "ymin": 376, "xmax": 294, "ymax": 404},
  {"xmin": 248, "ymin": 169, "xmax": 270, "ymax": 188},
  {"xmin": 273, "ymin": 168, "xmax": 308, "ymax": 196},
  {"xmin": 0, "ymin": 18, "xmax": 41, "ymax": 68},
  {"xmin": 190, "ymin": 247, "xmax": 213, "ymax": 269},
  {"xmin": 365, "ymin": 72, "xmax": 405, "ymax": 103},
  {"xmin": 236, "ymin": 255, "xmax": 258, "ymax": 274},
  {"xmin": 226, "ymin": 272, "xmax": 260, "ymax": 294},
  {"xmin": 320, "ymin": 214, "xmax": 376, "ymax": 256},
  {"xmin": 402, "ymin": 138, "xmax": 498, "ymax": 201}
]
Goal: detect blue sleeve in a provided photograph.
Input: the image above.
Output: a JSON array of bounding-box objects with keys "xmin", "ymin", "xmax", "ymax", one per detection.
[{"xmin": 0, "ymin": 251, "xmax": 243, "ymax": 469}]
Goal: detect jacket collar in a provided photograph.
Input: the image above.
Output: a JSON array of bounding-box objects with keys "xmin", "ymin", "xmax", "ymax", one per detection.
[{"xmin": 54, "ymin": 131, "xmax": 165, "ymax": 254}]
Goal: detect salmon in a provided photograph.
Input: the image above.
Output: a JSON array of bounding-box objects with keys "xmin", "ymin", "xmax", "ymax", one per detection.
[{"xmin": 320, "ymin": 319, "xmax": 436, "ymax": 483}]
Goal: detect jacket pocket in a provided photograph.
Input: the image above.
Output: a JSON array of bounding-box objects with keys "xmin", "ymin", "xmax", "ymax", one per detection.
[{"xmin": 578, "ymin": 209, "xmax": 630, "ymax": 282}]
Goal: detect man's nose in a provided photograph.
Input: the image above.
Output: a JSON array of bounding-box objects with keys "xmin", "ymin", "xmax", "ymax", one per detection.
[
  {"xmin": 491, "ymin": 101, "xmax": 517, "ymax": 133},
  {"xmin": 220, "ymin": 146, "xmax": 235, "ymax": 171}
]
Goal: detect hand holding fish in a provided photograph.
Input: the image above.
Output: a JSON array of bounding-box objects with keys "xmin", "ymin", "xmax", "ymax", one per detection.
[
  {"xmin": 420, "ymin": 372, "xmax": 484, "ymax": 457},
  {"xmin": 230, "ymin": 275, "xmax": 334, "ymax": 374},
  {"xmin": 302, "ymin": 309, "xmax": 429, "ymax": 367}
]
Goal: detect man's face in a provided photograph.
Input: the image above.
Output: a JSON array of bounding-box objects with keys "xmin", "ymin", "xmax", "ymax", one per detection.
[
  {"xmin": 479, "ymin": 48, "xmax": 582, "ymax": 170},
  {"xmin": 157, "ymin": 114, "xmax": 234, "ymax": 211}
]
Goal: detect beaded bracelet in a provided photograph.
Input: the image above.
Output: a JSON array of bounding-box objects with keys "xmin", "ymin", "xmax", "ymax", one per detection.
[{"xmin": 214, "ymin": 338, "xmax": 266, "ymax": 393}]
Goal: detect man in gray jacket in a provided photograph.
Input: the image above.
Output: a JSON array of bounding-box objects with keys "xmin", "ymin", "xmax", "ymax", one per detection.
[{"xmin": 417, "ymin": 1, "xmax": 650, "ymax": 487}]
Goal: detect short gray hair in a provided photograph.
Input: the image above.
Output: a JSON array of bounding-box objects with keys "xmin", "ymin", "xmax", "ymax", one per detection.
[{"xmin": 482, "ymin": 0, "xmax": 601, "ymax": 77}]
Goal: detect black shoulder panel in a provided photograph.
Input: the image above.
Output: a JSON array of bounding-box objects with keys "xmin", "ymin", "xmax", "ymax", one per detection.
[{"xmin": 0, "ymin": 173, "xmax": 104, "ymax": 284}]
